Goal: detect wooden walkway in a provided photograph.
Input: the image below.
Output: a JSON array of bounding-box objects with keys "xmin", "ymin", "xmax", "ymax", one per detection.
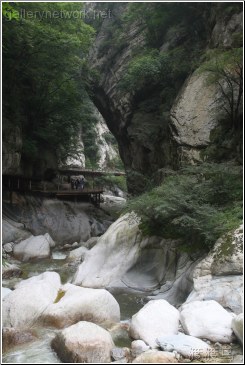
[
  {"xmin": 58, "ymin": 167, "xmax": 125, "ymax": 177},
  {"xmin": 3, "ymin": 175, "xmax": 104, "ymax": 207}
]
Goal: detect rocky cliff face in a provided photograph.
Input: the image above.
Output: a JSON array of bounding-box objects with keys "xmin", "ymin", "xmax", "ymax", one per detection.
[
  {"xmin": 2, "ymin": 117, "xmax": 22, "ymax": 175},
  {"xmin": 89, "ymin": 5, "xmax": 243, "ymax": 192}
]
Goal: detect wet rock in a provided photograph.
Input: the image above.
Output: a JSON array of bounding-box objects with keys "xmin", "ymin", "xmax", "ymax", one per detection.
[
  {"xmin": 131, "ymin": 340, "xmax": 150, "ymax": 357},
  {"xmin": 157, "ymin": 333, "xmax": 212, "ymax": 359},
  {"xmin": 3, "ymin": 272, "xmax": 61, "ymax": 328},
  {"xmin": 51, "ymin": 321, "xmax": 114, "ymax": 363},
  {"xmin": 42, "ymin": 283, "xmax": 120, "ymax": 328},
  {"xmin": 129, "ymin": 300, "xmax": 180, "ymax": 348},
  {"xmin": 13, "ymin": 234, "xmax": 51, "ymax": 261},
  {"xmin": 2, "ymin": 263, "xmax": 22, "ymax": 279},
  {"xmin": 180, "ymin": 300, "xmax": 234, "ymax": 343},
  {"xmin": 2, "ymin": 287, "xmax": 12, "ymax": 299},
  {"xmin": 132, "ymin": 350, "xmax": 178, "ymax": 363},
  {"xmin": 2, "ymin": 327, "xmax": 37, "ymax": 352},
  {"xmin": 232, "ymin": 313, "xmax": 243, "ymax": 345}
]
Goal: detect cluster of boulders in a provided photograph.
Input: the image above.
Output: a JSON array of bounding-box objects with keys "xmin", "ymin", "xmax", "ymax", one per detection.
[
  {"xmin": 2, "ymin": 218, "xmax": 243, "ymax": 363},
  {"xmin": 2, "ymin": 269, "xmax": 243, "ymax": 363}
]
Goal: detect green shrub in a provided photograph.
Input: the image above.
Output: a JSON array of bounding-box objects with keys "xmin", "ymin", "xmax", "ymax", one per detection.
[
  {"xmin": 125, "ymin": 163, "xmax": 242, "ymax": 252},
  {"xmin": 95, "ymin": 174, "xmax": 127, "ymax": 192}
]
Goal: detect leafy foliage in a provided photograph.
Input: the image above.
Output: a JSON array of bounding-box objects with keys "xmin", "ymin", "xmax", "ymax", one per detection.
[
  {"xmin": 94, "ymin": 174, "xmax": 127, "ymax": 192},
  {"xmin": 2, "ymin": 2, "xmax": 95, "ymax": 167},
  {"xmin": 200, "ymin": 48, "xmax": 243, "ymax": 130},
  {"xmin": 126, "ymin": 163, "xmax": 243, "ymax": 252}
]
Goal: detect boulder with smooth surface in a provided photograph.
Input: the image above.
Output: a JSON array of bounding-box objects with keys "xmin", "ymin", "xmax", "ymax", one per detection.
[
  {"xmin": 185, "ymin": 226, "xmax": 243, "ymax": 314},
  {"xmin": 42, "ymin": 283, "xmax": 120, "ymax": 328},
  {"xmin": 3, "ymin": 272, "xmax": 61, "ymax": 328},
  {"xmin": 157, "ymin": 333, "xmax": 212, "ymax": 359},
  {"xmin": 180, "ymin": 300, "xmax": 234, "ymax": 343},
  {"xmin": 13, "ymin": 234, "xmax": 51, "ymax": 261},
  {"xmin": 51, "ymin": 321, "xmax": 114, "ymax": 363},
  {"xmin": 130, "ymin": 300, "xmax": 180, "ymax": 348},
  {"xmin": 131, "ymin": 340, "xmax": 150, "ymax": 358},
  {"xmin": 72, "ymin": 213, "xmax": 142, "ymax": 288}
]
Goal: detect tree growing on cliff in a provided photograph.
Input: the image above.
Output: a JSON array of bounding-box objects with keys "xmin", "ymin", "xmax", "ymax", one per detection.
[{"xmin": 201, "ymin": 49, "xmax": 243, "ymax": 130}]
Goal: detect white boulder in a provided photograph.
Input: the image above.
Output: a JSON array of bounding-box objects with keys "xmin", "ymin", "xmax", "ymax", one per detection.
[
  {"xmin": 129, "ymin": 300, "xmax": 180, "ymax": 348},
  {"xmin": 180, "ymin": 300, "xmax": 234, "ymax": 343},
  {"xmin": 13, "ymin": 234, "xmax": 51, "ymax": 261},
  {"xmin": 3, "ymin": 272, "xmax": 61, "ymax": 328},
  {"xmin": 157, "ymin": 333, "xmax": 212, "ymax": 359},
  {"xmin": 131, "ymin": 340, "xmax": 150, "ymax": 357},
  {"xmin": 185, "ymin": 226, "xmax": 243, "ymax": 314},
  {"xmin": 72, "ymin": 213, "xmax": 143, "ymax": 288},
  {"xmin": 232, "ymin": 313, "xmax": 243, "ymax": 345},
  {"xmin": 42, "ymin": 283, "xmax": 120, "ymax": 328},
  {"xmin": 51, "ymin": 321, "xmax": 114, "ymax": 363}
]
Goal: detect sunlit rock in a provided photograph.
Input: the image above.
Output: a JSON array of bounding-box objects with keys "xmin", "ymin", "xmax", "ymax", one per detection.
[
  {"xmin": 51, "ymin": 321, "xmax": 114, "ymax": 363},
  {"xmin": 129, "ymin": 300, "xmax": 180, "ymax": 348}
]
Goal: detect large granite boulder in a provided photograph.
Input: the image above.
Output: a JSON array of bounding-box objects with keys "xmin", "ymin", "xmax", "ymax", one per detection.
[
  {"xmin": 129, "ymin": 300, "xmax": 180, "ymax": 348},
  {"xmin": 185, "ymin": 225, "xmax": 243, "ymax": 314},
  {"xmin": 72, "ymin": 213, "xmax": 143, "ymax": 288},
  {"xmin": 13, "ymin": 234, "xmax": 53, "ymax": 261},
  {"xmin": 51, "ymin": 321, "xmax": 114, "ymax": 363},
  {"xmin": 42, "ymin": 283, "xmax": 120, "ymax": 328},
  {"xmin": 2, "ymin": 272, "xmax": 61, "ymax": 329},
  {"xmin": 72, "ymin": 213, "xmax": 198, "ymax": 306},
  {"xmin": 180, "ymin": 300, "xmax": 234, "ymax": 343}
]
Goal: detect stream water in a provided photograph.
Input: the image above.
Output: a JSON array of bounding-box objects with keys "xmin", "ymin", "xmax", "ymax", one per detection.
[{"xmin": 2, "ymin": 251, "xmax": 145, "ymax": 364}]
